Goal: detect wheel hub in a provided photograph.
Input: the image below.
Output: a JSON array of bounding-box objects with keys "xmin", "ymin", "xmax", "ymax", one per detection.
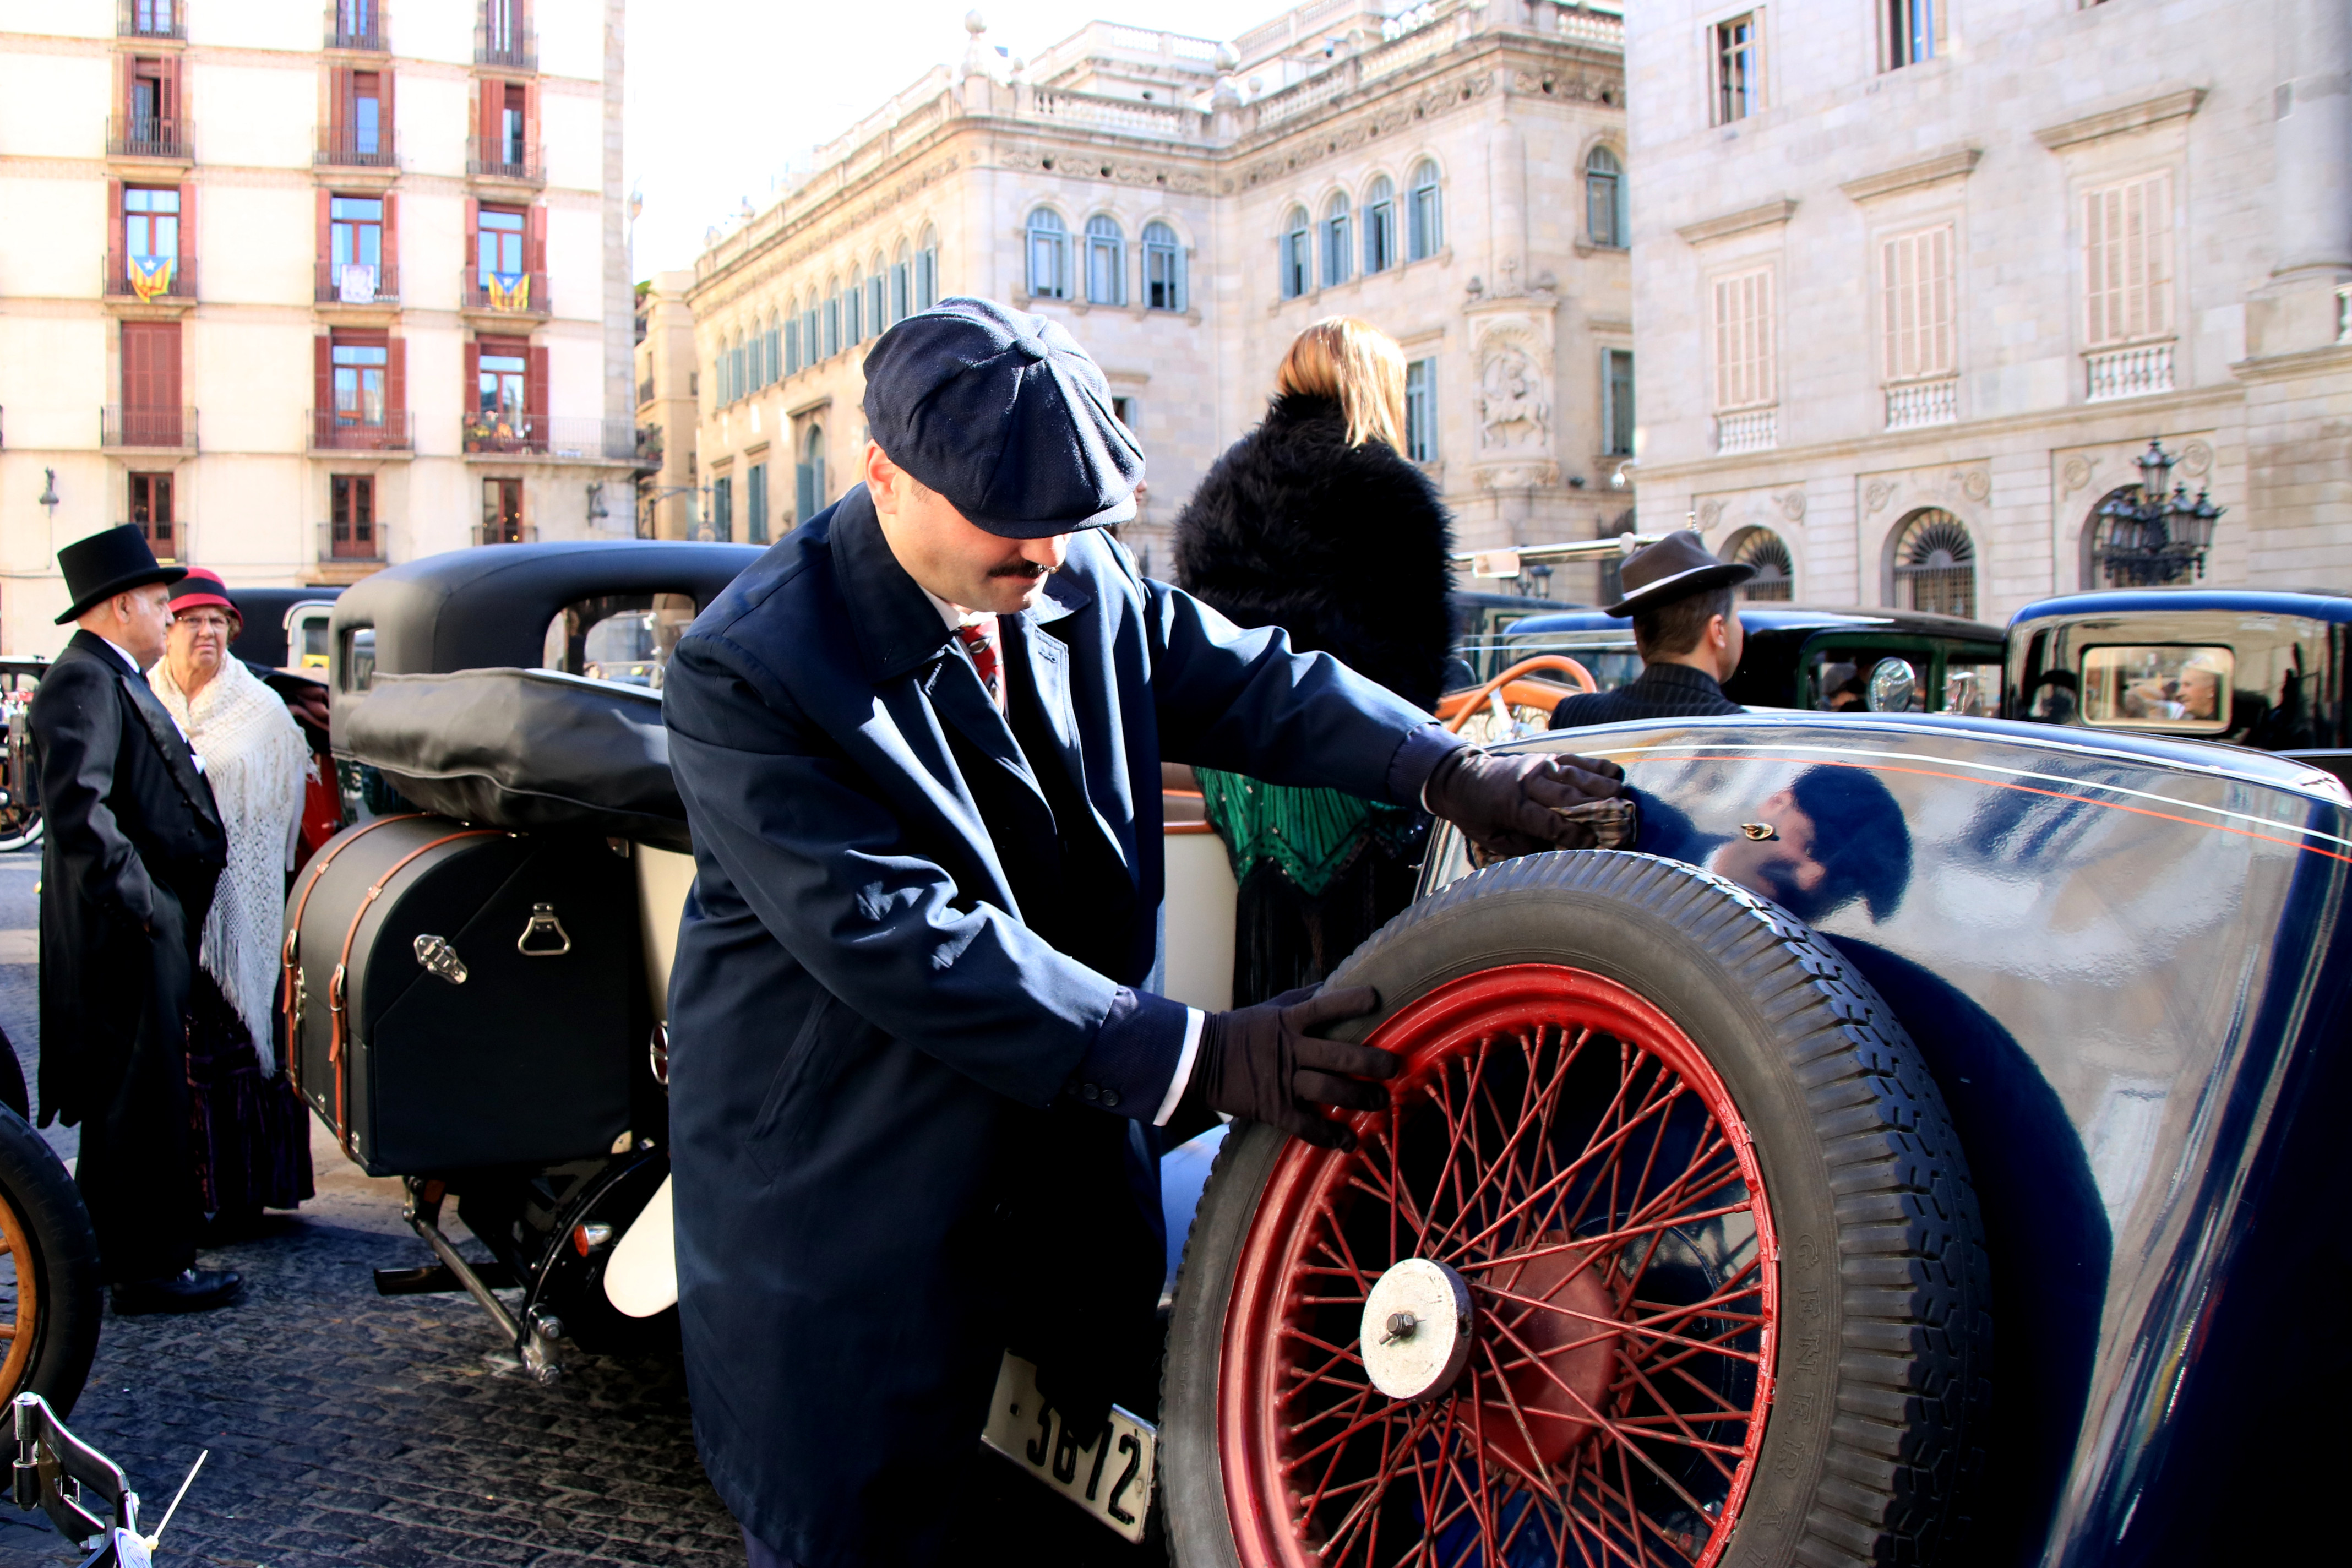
[{"xmin": 1359, "ymin": 1257, "xmax": 1472, "ymax": 1401}]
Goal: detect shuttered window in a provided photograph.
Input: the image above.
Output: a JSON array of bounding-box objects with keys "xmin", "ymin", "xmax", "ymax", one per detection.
[
  {"xmin": 2084, "ymin": 172, "xmax": 2172, "ymax": 347},
  {"xmin": 1711, "ymin": 266, "xmax": 1775, "ymax": 412},
  {"xmin": 1881, "ymin": 224, "xmax": 1954, "ymax": 382}
]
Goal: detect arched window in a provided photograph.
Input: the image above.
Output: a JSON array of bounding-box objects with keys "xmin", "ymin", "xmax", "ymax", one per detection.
[
  {"xmin": 1408, "ymin": 159, "xmax": 1442, "ymax": 260},
  {"xmin": 796, "ymin": 422, "xmax": 826, "ymax": 521},
  {"xmin": 1363, "ymin": 175, "xmax": 1396, "ymax": 274},
  {"xmin": 1322, "ymin": 192, "xmax": 1352, "ymax": 288},
  {"xmin": 1143, "ymin": 221, "xmax": 1184, "ymax": 311},
  {"xmin": 1084, "ymin": 215, "xmax": 1125, "ymax": 306},
  {"xmin": 917, "ymin": 226, "xmax": 939, "ymax": 310},
  {"xmin": 846, "ymin": 268, "xmax": 864, "ymax": 344},
  {"xmin": 1280, "ymin": 206, "xmax": 1311, "ymax": 300},
  {"xmin": 1026, "ymin": 209, "xmax": 1068, "ymax": 300},
  {"xmin": 1891, "ymin": 509, "xmax": 1977, "ymax": 618},
  {"xmin": 1586, "ymin": 146, "xmax": 1626, "ymax": 249},
  {"xmin": 868, "ymin": 260, "xmax": 885, "ymax": 337},
  {"xmin": 824, "ymin": 282, "xmax": 841, "ymax": 358},
  {"xmin": 785, "ymin": 301, "xmax": 801, "ymax": 377},
  {"xmin": 1726, "ymin": 526, "xmax": 1794, "ymax": 602},
  {"xmin": 892, "ymin": 242, "xmax": 912, "ymax": 323}
]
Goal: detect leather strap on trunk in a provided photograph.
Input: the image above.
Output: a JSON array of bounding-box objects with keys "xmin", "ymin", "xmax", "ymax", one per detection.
[{"xmin": 281, "ymin": 813, "xmax": 427, "ymax": 1099}]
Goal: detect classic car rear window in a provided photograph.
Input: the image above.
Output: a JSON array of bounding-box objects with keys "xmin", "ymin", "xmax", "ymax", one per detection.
[
  {"xmin": 2078, "ymin": 645, "xmax": 2234, "ymax": 732},
  {"xmin": 1943, "ymin": 660, "xmax": 2002, "ymax": 717},
  {"xmin": 542, "ymin": 592, "xmax": 698, "ymax": 690}
]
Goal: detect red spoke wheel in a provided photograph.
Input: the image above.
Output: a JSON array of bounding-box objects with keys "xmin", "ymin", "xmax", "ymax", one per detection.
[{"xmin": 1162, "ymin": 851, "xmax": 1988, "ymax": 1568}]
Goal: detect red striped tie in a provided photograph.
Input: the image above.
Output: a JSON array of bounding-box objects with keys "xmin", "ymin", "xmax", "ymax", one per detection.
[{"xmin": 955, "ymin": 615, "xmax": 1004, "ymax": 714}]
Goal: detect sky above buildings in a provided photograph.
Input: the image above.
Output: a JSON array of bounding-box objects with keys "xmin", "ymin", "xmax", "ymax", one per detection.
[{"xmin": 625, "ymin": 1, "xmax": 1282, "ymax": 279}]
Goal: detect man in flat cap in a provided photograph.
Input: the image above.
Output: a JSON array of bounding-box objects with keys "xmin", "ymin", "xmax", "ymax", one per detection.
[
  {"xmin": 662, "ymin": 298, "xmax": 1630, "ymax": 1566},
  {"xmin": 31, "ymin": 525, "xmax": 237, "ymax": 1313},
  {"xmin": 1550, "ymin": 528, "xmax": 1754, "ymax": 729}
]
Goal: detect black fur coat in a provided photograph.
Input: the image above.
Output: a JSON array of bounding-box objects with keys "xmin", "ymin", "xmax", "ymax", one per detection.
[{"xmin": 1171, "ymin": 393, "xmax": 1456, "ymax": 712}]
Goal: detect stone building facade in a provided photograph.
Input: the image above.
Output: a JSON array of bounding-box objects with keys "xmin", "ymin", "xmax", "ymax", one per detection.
[
  {"xmin": 685, "ymin": 0, "xmax": 1635, "ymax": 596},
  {"xmin": 0, "ymin": 0, "xmax": 638, "ymax": 653},
  {"xmin": 1624, "ymin": 0, "xmax": 2352, "ymax": 623}
]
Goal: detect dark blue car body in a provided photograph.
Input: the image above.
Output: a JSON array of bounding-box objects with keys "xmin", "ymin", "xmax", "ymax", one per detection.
[{"xmin": 1410, "ymin": 712, "xmax": 2350, "ymax": 1565}]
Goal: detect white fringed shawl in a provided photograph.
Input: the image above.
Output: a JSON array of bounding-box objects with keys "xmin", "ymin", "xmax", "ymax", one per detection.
[{"xmin": 151, "ymin": 655, "xmax": 311, "ymax": 1073}]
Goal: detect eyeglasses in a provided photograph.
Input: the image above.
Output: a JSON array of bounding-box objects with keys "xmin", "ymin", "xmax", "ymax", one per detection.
[{"xmin": 174, "ymin": 611, "xmax": 235, "ymax": 631}]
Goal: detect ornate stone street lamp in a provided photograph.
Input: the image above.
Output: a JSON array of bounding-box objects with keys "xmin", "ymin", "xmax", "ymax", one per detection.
[{"xmin": 2095, "ymin": 439, "xmax": 2223, "ymax": 587}]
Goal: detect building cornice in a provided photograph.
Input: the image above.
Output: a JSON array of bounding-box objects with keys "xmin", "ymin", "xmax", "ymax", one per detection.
[
  {"xmin": 2230, "ymin": 342, "xmax": 2352, "ymax": 384},
  {"xmin": 1839, "ymin": 146, "xmax": 1983, "ymax": 204},
  {"xmin": 1675, "ymin": 198, "xmax": 1797, "ymax": 247},
  {"xmin": 2033, "ymin": 87, "xmax": 2207, "ymax": 153}
]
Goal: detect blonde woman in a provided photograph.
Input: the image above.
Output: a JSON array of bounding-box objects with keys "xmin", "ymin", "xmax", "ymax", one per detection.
[{"xmin": 1172, "ymin": 318, "xmax": 1456, "ymax": 1004}]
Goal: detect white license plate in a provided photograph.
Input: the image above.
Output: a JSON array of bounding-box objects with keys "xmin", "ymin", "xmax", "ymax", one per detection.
[{"xmin": 979, "ymin": 1351, "xmax": 1154, "ymax": 1543}]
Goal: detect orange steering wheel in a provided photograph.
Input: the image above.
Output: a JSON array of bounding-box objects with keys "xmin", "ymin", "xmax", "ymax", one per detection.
[{"xmin": 1438, "ymin": 655, "xmax": 1598, "ymax": 734}]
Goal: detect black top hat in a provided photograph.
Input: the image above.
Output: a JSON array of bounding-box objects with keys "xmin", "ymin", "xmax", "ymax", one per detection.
[
  {"xmin": 860, "ymin": 297, "xmax": 1142, "ymax": 539},
  {"xmin": 1603, "ymin": 529, "xmax": 1755, "ymax": 617},
  {"xmin": 54, "ymin": 524, "xmax": 186, "ymax": 625}
]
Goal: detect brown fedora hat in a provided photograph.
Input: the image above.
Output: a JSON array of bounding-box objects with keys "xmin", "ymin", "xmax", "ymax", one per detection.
[{"xmin": 1603, "ymin": 529, "xmax": 1755, "ymax": 617}]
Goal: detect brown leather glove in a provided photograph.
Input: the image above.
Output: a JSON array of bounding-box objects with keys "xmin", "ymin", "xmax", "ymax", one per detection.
[{"xmin": 1425, "ymin": 747, "xmax": 1638, "ymax": 862}]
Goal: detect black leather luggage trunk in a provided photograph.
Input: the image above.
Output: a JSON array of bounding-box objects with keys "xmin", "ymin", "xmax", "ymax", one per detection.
[{"xmin": 284, "ymin": 813, "xmax": 638, "ymax": 1177}]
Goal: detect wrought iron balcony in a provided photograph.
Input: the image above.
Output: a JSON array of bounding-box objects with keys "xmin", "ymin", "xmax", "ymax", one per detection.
[
  {"xmin": 638, "ymin": 374, "xmax": 656, "ymax": 407},
  {"xmin": 106, "ymin": 115, "xmax": 193, "ymax": 160},
  {"xmin": 309, "ymin": 409, "xmax": 415, "ymax": 453},
  {"xmin": 474, "ymin": 25, "xmax": 538, "ymax": 70},
  {"xmin": 315, "ymin": 126, "xmax": 399, "ymax": 169},
  {"xmin": 464, "ymin": 414, "xmax": 638, "ymax": 460},
  {"xmin": 315, "ymin": 519, "xmax": 388, "ymax": 564},
  {"xmin": 315, "ymin": 260, "xmax": 400, "ymax": 306},
  {"xmin": 101, "ymin": 406, "xmax": 197, "ymax": 449},
  {"xmin": 102, "ymin": 255, "xmax": 197, "ymax": 302},
  {"xmin": 472, "ymin": 521, "xmax": 540, "ymax": 546},
  {"xmin": 119, "ymin": 1, "xmax": 185, "ymax": 40},
  {"xmin": 459, "ymin": 268, "xmax": 549, "ymax": 317},
  {"xmin": 324, "ymin": 4, "xmax": 386, "ymax": 50},
  {"xmin": 466, "ymin": 138, "xmax": 543, "ymax": 183}
]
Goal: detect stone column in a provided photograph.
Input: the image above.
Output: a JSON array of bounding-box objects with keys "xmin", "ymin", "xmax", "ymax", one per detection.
[
  {"xmin": 1485, "ymin": 106, "xmax": 1527, "ymax": 297},
  {"xmin": 2275, "ymin": 0, "xmax": 2352, "ymax": 277}
]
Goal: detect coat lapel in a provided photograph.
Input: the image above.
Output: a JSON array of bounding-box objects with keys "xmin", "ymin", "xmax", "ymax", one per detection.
[{"xmin": 64, "ymin": 633, "xmax": 219, "ymax": 826}]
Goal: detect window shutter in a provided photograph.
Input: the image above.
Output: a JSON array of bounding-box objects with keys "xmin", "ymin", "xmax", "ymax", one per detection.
[
  {"xmin": 464, "ymin": 338, "xmax": 480, "ymax": 413},
  {"xmin": 526, "ymin": 344, "xmax": 548, "ymax": 419},
  {"xmin": 177, "ymin": 181, "xmax": 195, "ymax": 284},
  {"xmin": 2084, "ymin": 172, "xmax": 2171, "ymax": 347},
  {"xmin": 1712, "ymin": 266, "xmax": 1774, "ymax": 411},
  {"xmin": 386, "ymin": 337, "xmax": 406, "ymax": 418},
  {"xmin": 474, "ymin": 78, "xmax": 492, "ymax": 155},
  {"xmin": 383, "ymin": 191, "xmax": 399, "ymax": 284},
  {"xmin": 525, "ymin": 204, "xmax": 545, "ymax": 276},
  {"xmin": 333, "ymin": 66, "xmax": 352, "ymax": 135},
  {"xmin": 380, "ymin": 69, "xmax": 395, "ymax": 148},
  {"xmin": 162, "ymin": 55, "xmax": 181, "ymax": 122},
  {"xmin": 462, "ymin": 195, "xmax": 478, "ymax": 276},
  {"xmin": 314, "ymin": 333, "xmax": 333, "ymax": 426},
  {"xmin": 106, "ymin": 178, "xmax": 124, "ymax": 282},
  {"xmin": 315, "ymin": 187, "xmax": 331, "ymax": 282}
]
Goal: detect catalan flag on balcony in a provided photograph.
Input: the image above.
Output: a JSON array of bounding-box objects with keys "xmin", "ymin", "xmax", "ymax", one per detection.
[
  {"xmin": 488, "ymin": 270, "xmax": 531, "ymax": 311},
  {"xmin": 129, "ymin": 254, "xmax": 176, "ymax": 302}
]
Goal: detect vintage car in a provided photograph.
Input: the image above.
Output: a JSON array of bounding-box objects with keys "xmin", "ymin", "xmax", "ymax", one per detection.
[{"xmin": 302, "ymin": 541, "xmax": 2338, "ymax": 1564}]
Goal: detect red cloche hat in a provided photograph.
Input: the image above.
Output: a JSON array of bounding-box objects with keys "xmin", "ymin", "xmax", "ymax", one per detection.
[{"xmin": 168, "ymin": 568, "xmax": 238, "ymax": 619}]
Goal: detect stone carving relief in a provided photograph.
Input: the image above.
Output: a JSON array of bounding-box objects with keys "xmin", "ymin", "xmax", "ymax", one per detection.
[
  {"xmin": 998, "ymin": 145, "xmax": 1208, "ymax": 193},
  {"xmin": 1863, "ymin": 480, "xmax": 1896, "ymax": 515},
  {"xmin": 1512, "ymin": 68, "xmax": 1622, "ymax": 105},
  {"xmin": 1777, "ymin": 490, "xmax": 1807, "ymax": 521},
  {"xmin": 1697, "ymin": 499, "xmax": 1725, "ymax": 530},
  {"xmin": 1959, "ymin": 468, "xmax": 1991, "ymax": 503},
  {"xmin": 1474, "ymin": 464, "xmax": 1560, "ymax": 492},
  {"xmin": 1234, "ymin": 72, "xmax": 1494, "ymax": 190},
  {"xmin": 2179, "ymin": 440, "xmax": 2213, "ymax": 479},
  {"xmin": 1473, "ymin": 324, "xmax": 1551, "ymax": 455}
]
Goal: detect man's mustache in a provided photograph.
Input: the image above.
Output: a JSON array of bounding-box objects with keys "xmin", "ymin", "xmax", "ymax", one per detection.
[{"xmin": 989, "ymin": 560, "xmax": 1050, "ymax": 580}]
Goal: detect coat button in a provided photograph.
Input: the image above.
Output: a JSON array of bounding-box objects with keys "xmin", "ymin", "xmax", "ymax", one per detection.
[
  {"xmin": 1098, "ymin": 1087, "xmax": 1120, "ymax": 1109},
  {"xmin": 1079, "ymin": 1082, "xmax": 1100, "ymax": 1102}
]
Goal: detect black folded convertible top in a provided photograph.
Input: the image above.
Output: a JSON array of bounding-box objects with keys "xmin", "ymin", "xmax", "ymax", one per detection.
[{"xmin": 339, "ymin": 668, "xmax": 688, "ymax": 851}]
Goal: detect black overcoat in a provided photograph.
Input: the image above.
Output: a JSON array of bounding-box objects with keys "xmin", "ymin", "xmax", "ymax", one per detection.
[
  {"xmin": 1172, "ymin": 392, "xmax": 1457, "ymax": 711},
  {"xmin": 1549, "ymin": 662, "xmax": 1745, "ymax": 728},
  {"xmin": 31, "ymin": 630, "xmax": 226, "ymax": 1283},
  {"xmin": 662, "ymin": 487, "xmax": 1444, "ymax": 1566}
]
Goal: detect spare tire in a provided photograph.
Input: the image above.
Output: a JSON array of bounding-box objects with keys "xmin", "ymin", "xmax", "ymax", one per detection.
[{"xmin": 1161, "ymin": 850, "xmax": 1988, "ymax": 1568}]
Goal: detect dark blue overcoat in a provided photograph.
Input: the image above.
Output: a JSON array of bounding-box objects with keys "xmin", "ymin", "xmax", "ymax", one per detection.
[{"xmin": 662, "ymin": 486, "xmax": 1439, "ymax": 1565}]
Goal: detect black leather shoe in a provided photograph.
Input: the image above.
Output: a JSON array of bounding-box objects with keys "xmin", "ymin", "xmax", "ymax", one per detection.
[{"xmin": 111, "ymin": 1268, "xmax": 242, "ymax": 1315}]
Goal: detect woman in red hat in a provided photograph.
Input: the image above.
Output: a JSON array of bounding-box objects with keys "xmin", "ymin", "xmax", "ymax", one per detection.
[{"xmin": 149, "ymin": 569, "xmax": 314, "ymax": 1231}]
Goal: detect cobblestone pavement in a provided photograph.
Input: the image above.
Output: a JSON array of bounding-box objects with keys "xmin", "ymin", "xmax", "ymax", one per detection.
[{"xmin": 0, "ymin": 850, "xmax": 1146, "ymax": 1567}]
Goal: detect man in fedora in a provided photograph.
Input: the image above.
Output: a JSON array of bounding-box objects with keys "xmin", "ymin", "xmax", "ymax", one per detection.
[
  {"xmin": 662, "ymin": 297, "xmax": 1631, "ymax": 1566},
  {"xmin": 1551, "ymin": 528, "xmax": 1754, "ymax": 729},
  {"xmin": 31, "ymin": 525, "xmax": 237, "ymax": 1313}
]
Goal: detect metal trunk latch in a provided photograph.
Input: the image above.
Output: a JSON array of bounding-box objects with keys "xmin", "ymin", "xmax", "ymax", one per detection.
[
  {"xmin": 518, "ymin": 903, "xmax": 572, "ymax": 957},
  {"xmin": 413, "ymin": 934, "xmax": 469, "ymax": 984}
]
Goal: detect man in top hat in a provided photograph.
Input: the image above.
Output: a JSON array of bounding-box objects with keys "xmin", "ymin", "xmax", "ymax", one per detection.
[
  {"xmin": 662, "ymin": 297, "xmax": 1631, "ymax": 1566},
  {"xmin": 1550, "ymin": 528, "xmax": 1754, "ymax": 729},
  {"xmin": 31, "ymin": 525, "xmax": 236, "ymax": 1313}
]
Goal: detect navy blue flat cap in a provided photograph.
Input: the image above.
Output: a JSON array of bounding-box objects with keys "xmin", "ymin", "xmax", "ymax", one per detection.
[{"xmin": 861, "ymin": 297, "xmax": 1142, "ymax": 538}]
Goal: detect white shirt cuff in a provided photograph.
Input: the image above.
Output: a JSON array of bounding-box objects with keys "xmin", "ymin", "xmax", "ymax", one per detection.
[{"xmin": 1150, "ymin": 1007, "xmax": 1206, "ymax": 1127}]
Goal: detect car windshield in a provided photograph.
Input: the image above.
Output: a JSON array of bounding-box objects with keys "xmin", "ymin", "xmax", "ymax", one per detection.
[
  {"xmin": 541, "ymin": 593, "xmax": 697, "ymax": 689},
  {"xmin": 1496, "ymin": 633, "xmax": 1642, "ymax": 694}
]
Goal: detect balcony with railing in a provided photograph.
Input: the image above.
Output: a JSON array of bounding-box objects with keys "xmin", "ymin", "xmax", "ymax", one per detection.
[
  {"xmin": 119, "ymin": 1, "xmax": 185, "ymax": 40},
  {"xmin": 325, "ymin": 3, "xmax": 386, "ymax": 50},
  {"xmin": 106, "ymin": 115, "xmax": 193, "ymax": 160},
  {"xmin": 638, "ymin": 374, "xmax": 656, "ymax": 407},
  {"xmin": 463, "ymin": 414, "xmax": 637, "ymax": 461},
  {"xmin": 315, "ymin": 260, "xmax": 399, "ymax": 306},
  {"xmin": 466, "ymin": 137, "xmax": 543, "ymax": 184},
  {"xmin": 459, "ymin": 268, "xmax": 549, "ymax": 318},
  {"xmin": 1714, "ymin": 407, "xmax": 1778, "ymax": 455},
  {"xmin": 2086, "ymin": 341, "xmax": 2176, "ymax": 402},
  {"xmin": 102, "ymin": 406, "xmax": 197, "ymax": 450},
  {"xmin": 309, "ymin": 409, "xmax": 414, "ymax": 453},
  {"xmin": 315, "ymin": 125, "xmax": 399, "ymax": 170},
  {"xmin": 1884, "ymin": 377, "xmax": 1959, "ymax": 432},
  {"xmin": 315, "ymin": 519, "xmax": 388, "ymax": 567},
  {"xmin": 472, "ymin": 521, "xmax": 540, "ymax": 546},
  {"xmin": 474, "ymin": 22, "xmax": 538, "ymax": 70},
  {"xmin": 102, "ymin": 255, "xmax": 197, "ymax": 304}
]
